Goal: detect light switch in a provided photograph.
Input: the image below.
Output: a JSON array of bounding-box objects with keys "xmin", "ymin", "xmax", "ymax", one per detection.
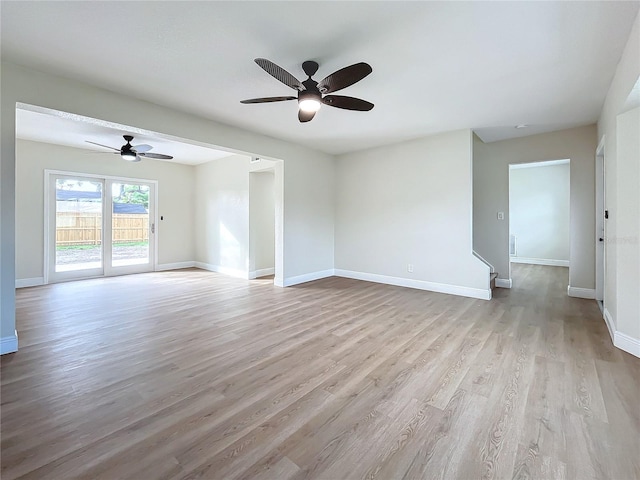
[{"xmin": 497, "ymin": 212, "xmax": 505, "ymax": 220}]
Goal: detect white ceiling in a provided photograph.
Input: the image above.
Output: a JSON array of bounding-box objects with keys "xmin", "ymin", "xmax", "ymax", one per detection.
[
  {"xmin": 2, "ymin": 1, "xmax": 639, "ymax": 155},
  {"xmin": 16, "ymin": 106, "xmax": 235, "ymax": 165}
]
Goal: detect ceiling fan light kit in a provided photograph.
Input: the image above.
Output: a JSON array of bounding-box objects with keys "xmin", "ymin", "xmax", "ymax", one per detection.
[
  {"xmin": 298, "ymin": 93, "xmax": 321, "ymax": 113},
  {"xmin": 86, "ymin": 135, "xmax": 174, "ymax": 162},
  {"xmin": 241, "ymin": 58, "xmax": 374, "ymax": 123},
  {"xmin": 121, "ymin": 151, "xmax": 139, "ymax": 162}
]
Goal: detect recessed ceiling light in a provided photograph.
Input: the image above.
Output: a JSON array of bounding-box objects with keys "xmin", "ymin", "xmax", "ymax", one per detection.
[{"xmin": 515, "ymin": 124, "xmax": 528, "ymax": 129}]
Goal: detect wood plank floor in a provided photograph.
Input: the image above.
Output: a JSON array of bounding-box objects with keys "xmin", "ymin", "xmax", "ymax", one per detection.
[{"xmin": 2, "ymin": 264, "xmax": 639, "ymax": 479}]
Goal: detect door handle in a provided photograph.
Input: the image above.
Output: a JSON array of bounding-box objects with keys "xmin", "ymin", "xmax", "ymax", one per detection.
[{"xmin": 599, "ymin": 237, "xmax": 604, "ymax": 242}]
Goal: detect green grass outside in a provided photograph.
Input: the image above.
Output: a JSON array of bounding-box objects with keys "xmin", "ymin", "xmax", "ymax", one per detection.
[{"xmin": 56, "ymin": 241, "xmax": 149, "ymax": 250}]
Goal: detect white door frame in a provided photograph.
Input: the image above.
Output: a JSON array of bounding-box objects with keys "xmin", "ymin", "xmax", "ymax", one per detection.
[
  {"xmin": 46, "ymin": 173, "xmax": 106, "ymax": 283},
  {"xmin": 595, "ymin": 136, "xmax": 606, "ymax": 304},
  {"xmin": 106, "ymin": 179, "xmax": 156, "ymax": 277},
  {"xmin": 44, "ymin": 169, "xmax": 158, "ymax": 284},
  {"xmin": 507, "ymin": 159, "xmax": 571, "ymax": 285}
]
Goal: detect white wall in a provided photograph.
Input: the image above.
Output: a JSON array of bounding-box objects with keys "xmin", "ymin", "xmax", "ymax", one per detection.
[
  {"xmin": 614, "ymin": 107, "xmax": 640, "ymax": 343},
  {"xmin": 473, "ymin": 125, "xmax": 596, "ymax": 289},
  {"xmin": 249, "ymin": 171, "xmax": 275, "ymax": 275},
  {"xmin": 194, "ymin": 155, "xmax": 250, "ymax": 277},
  {"xmin": 509, "ymin": 162, "xmax": 570, "ymax": 264},
  {"xmin": 283, "ymin": 154, "xmax": 335, "ymax": 281},
  {"xmin": 15, "ymin": 139, "xmax": 195, "ymax": 281},
  {"xmin": 335, "ymin": 129, "xmax": 490, "ymax": 299},
  {"xmin": 597, "ymin": 11, "xmax": 640, "ymax": 355},
  {"xmin": 1, "ymin": 61, "xmax": 336, "ymax": 346}
]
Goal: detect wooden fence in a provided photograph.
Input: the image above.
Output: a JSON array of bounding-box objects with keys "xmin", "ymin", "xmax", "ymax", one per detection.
[{"xmin": 56, "ymin": 212, "xmax": 148, "ymax": 246}]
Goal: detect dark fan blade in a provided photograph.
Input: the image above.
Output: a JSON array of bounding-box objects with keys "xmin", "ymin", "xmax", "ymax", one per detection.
[
  {"xmin": 298, "ymin": 110, "xmax": 316, "ymax": 123},
  {"xmin": 322, "ymin": 95, "xmax": 374, "ymax": 111},
  {"xmin": 86, "ymin": 140, "xmax": 119, "ymax": 151},
  {"xmin": 255, "ymin": 59, "xmax": 304, "ymax": 91},
  {"xmin": 240, "ymin": 96, "xmax": 297, "ymax": 104},
  {"xmin": 132, "ymin": 144, "xmax": 152, "ymax": 153},
  {"xmin": 139, "ymin": 152, "xmax": 173, "ymax": 160},
  {"xmin": 317, "ymin": 63, "xmax": 372, "ymax": 94}
]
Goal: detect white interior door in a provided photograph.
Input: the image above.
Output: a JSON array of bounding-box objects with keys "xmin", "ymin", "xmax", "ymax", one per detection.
[{"xmin": 47, "ymin": 172, "xmax": 156, "ymax": 283}]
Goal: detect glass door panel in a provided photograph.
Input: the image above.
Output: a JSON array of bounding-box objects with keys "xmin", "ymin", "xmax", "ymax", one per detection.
[
  {"xmin": 111, "ymin": 182, "xmax": 151, "ymax": 267},
  {"xmin": 51, "ymin": 175, "xmax": 105, "ymax": 281}
]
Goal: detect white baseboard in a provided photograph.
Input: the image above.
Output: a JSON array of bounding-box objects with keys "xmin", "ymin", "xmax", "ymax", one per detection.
[
  {"xmin": 602, "ymin": 308, "xmax": 638, "ymax": 358},
  {"xmin": 248, "ymin": 267, "xmax": 275, "ymax": 280},
  {"xmin": 1, "ymin": 331, "xmax": 18, "ymax": 355},
  {"xmin": 511, "ymin": 257, "xmax": 569, "ymax": 267},
  {"xmin": 567, "ymin": 286, "xmax": 596, "ymax": 299},
  {"xmin": 194, "ymin": 262, "xmax": 248, "ymax": 279},
  {"xmin": 15, "ymin": 277, "xmax": 45, "ymax": 288},
  {"xmin": 495, "ymin": 278, "xmax": 512, "ymax": 288},
  {"xmin": 283, "ymin": 269, "xmax": 334, "ymax": 287},
  {"xmin": 603, "ymin": 308, "xmax": 615, "ymax": 343},
  {"xmin": 334, "ymin": 269, "xmax": 491, "ymax": 300},
  {"xmin": 156, "ymin": 261, "xmax": 195, "ymax": 271},
  {"xmin": 614, "ymin": 331, "xmax": 640, "ymax": 358}
]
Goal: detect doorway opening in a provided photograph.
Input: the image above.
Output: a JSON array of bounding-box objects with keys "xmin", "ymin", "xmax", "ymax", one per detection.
[
  {"xmin": 15, "ymin": 103, "xmax": 286, "ymax": 289},
  {"xmin": 249, "ymin": 159, "xmax": 277, "ymax": 284},
  {"xmin": 508, "ymin": 159, "xmax": 571, "ymax": 289}
]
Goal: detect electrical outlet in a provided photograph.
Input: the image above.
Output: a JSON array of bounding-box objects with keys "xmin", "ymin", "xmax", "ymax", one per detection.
[
  {"xmin": 497, "ymin": 212, "xmax": 505, "ymax": 220},
  {"xmin": 407, "ymin": 264, "xmax": 414, "ymax": 273}
]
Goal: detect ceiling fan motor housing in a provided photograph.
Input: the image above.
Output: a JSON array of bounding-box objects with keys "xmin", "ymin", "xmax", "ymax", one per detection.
[
  {"xmin": 299, "ymin": 85, "xmax": 321, "ymax": 103},
  {"xmin": 302, "ymin": 60, "xmax": 319, "ymax": 78},
  {"xmin": 121, "ymin": 135, "xmax": 134, "ymax": 153},
  {"xmin": 120, "ymin": 135, "xmax": 138, "ymax": 161}
]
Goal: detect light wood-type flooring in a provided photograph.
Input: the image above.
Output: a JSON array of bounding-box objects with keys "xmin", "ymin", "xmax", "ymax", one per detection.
[{"xmin": 2, "ymin": 265, "xmax": 639, "ymax": 479}]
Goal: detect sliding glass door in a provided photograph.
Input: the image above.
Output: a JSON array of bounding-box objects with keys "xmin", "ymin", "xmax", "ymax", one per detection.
[
  {"xmin": 48, "ymin": 173, "xmax": 156, "ymax": 283},
  {"xmin": 108, "ymin": 181, "xmax": 154, "ymax": 275},
  {"xmin": 51, "ymin": 175, "xmax": 105, "ymax": 280}
]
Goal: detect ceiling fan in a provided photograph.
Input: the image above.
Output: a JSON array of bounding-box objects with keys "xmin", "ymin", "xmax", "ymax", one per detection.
[
  {"xmin": 86, "ymin": 135, "xmax": 173, "ymax": 162},
  {"xmin": 241, "ymin": 58, "xmax": 374, "ymax": 122}
]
